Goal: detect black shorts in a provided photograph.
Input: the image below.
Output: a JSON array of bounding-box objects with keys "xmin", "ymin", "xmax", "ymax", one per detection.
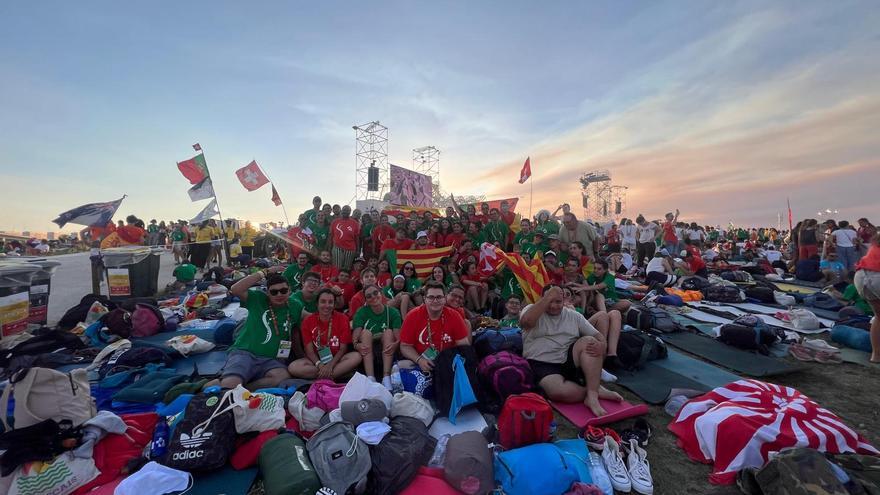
[{"xmin": 527, "ymin": 341, "xmax": 585, "ymax": 387}]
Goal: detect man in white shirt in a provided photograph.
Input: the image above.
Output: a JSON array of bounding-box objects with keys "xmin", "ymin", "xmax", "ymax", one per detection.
[
  {"xmin": 832, "ymin": 220, "xmax": 860, "ymax": 275},
  {"xmin": 35, "ymin": 240, "xmax": 50, "ymax": 254},
  {"xmin": 635, "ymin": 215, "xmax": 659, "ymax": 267},
  {"xmin": 619, "ymin": 219, "xmax": 637, "ymax": 253}
]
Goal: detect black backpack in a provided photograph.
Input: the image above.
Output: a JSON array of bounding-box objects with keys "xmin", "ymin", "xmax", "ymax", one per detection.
[
  {"xmin": 649, "ymin": 308, "xmax": 679, "ymax": 333},
  {"xmin": 681, "ymin": 276, "xmax": 710, "ymax": 291},
  {"xmin": 368, "ymin": 416, "xmax": 435, "ymax": 495},
  {"xmin": 57, "ymin": 294, "xmax": 116, "ymax": 330},
  {"xmin": 702, "ymin": 285, "xmax": 743, "ymax": 303},
  {"xmin": 625, "ymin": 306, "xmax": 654, "ymax": 331},
  {"xmin": 744, "ymin": 286, "xmax": 775, "ymax": 303},
  {"xmin": 616, "ymin": 331, "xmax": 668, "ymax": 370},
  {"xmin": 163, "ymin": 390, "xmax": 237, "ymax": 472},
  {"xmin": 718, "ymin": 323, "xmax": 778, "ymax": 355},
  {"xmin": 432, "ymin": 346, "xmax": 487, "ymax": 418},
  {"xmin": 0, "ymin": 329, "xmax": 85, "ymax": 368},
  {"xmin": 101, "ymin": 308, "xmax": 133, "ymax": 338}
]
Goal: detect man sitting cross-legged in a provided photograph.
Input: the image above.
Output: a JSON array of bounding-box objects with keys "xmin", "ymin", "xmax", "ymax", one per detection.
[{"xmin": 520, "ymin": 284, "xmax": 623, "ymax": 417}]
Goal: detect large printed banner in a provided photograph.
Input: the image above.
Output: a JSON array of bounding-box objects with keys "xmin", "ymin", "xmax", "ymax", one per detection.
[
  {"xmin": 0, "ymin": 290, "xmax": 29, "ymax": 337},
  {"xmin": 107, "ymin": 268, "xmax": 131, "ymax": 296},
  {"xmin": 389, "ymin": 165, "xmax": 433, "ymax": 208}
]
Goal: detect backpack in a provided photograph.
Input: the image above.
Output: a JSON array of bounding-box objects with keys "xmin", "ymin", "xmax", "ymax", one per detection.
[
  {"xmin": 719, "ymin": 323, "xmax": 778, "ymax": 355},
  {"xmin": 616, "ymin": 331, "xmax": 668, "ymax": 370},
  {"xmin": 367, "ymin": 416, "xmax": 435, "ymax": 495},
  {"xmin": 102, "ymin": 308, "xmax": 133, "ymax": 338},
  {"xmin": 131, "ymin": 303, "xmax": 164, "ymax": 337},
  {"xmin": 259, "ymin": 433, "xmax": 322, "ymax": 495},
  {"xmin": 656, "ymin": 294, "xmax": 684, "ymax": 307},
  {"xmin": 57, "ymin": 294, "xmax": 117, "ymax": 330},
  {"xmin": 0, "ymin": 329, "xmax": 85, "ymax": 368},
  {"xmin": 649, "ymin": 307, "xmax": 679, "ymax": 333},
  {"xmin": 721, "ymin": 271, "xmax": 753, "ymax": 284},
  {"xmin": 494, "ymin": 443, "xmax": 580, "ymax": 495},
  {"xmin": 0, "ymin": 367, "xmax": 96, "ymax": 431},
  {"xmin": 432, "ymin": 346, "xmax": 486, "ymax": 418},
  {"xmin": 497, "ymin": 392, "xmax": 553, "ymax": 450},
  {"xmin": 307, "ymin": 421, "xmax": 372, "ymax": 495},
  {"xmin": 444, "ymin": 431, "xmax": 494, "ymax": 495},
  {"xmin": 681, "ymin": 276, "xmax": 710, "ymax": 291},
  {"xmin": 625, "ymin": 306, "xmax": 654, "ymax": 331},
  {"xmin": 477, "ymin": 351, "xmax": 534, "ymax": 402},
  {"xmin": 472, "ymin": 328, "xmax": 523, "ymax": 358},
  {"xmin": 737, "ymin": 448, "xmax": 853, "ymax": 495},
  {"xmin": 163, "ymin": 390, "xmax": 237, "ymax": 472},
  {"xmin": 702, "ymin": 285, "xmax": 744, "ymax": 303},
  {"xmin": 745, "ymin": 286, "xmax": 775, "ymax": 303}
]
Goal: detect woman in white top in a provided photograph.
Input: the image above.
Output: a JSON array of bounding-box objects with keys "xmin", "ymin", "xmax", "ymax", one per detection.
[
  {"xmin": 832, "ymin": 220, "xmax": 860, "ymax": 275},
  {"xmin": 635, "ymin": 215, "xmax": 659, "ymax": 268},
  {"xmin": 645, "ymin": 250, "xmax": 677, "ymax": 287},
  {"xmin": 687, "ymin": 222, "xmax": 706, "ymax": 248},
  {"xmin": 619, "ymin": 218, "xmax": 637, "ymax": 252}
]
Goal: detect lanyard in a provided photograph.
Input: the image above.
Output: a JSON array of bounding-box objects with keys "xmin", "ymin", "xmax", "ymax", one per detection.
[
  {"xmin": 316, "ymin": 314, "xmax": 333, "ymax": 347},
  {"xmin": 267, "ymin": 307, "xmax": 290, "ymax": 340},
  {"xmin": 426, "ymin": 313, "xmax": 445, "ymax": 351}
]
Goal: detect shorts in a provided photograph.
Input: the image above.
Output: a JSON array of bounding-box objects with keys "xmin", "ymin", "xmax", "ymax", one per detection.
[
  {"xmin": 854, "ymin": 269, "xmax": 880, "ymax": 301},
  {"xmin": 221, "ymin": 349, "xmax": 286, "ymax": 383},
  {"xmin": 527, "ymin": 341, "xmax": 584, "ymax": 386}
]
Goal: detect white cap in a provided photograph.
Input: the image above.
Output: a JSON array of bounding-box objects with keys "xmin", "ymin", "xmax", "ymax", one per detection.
[{"xmin": 417, "ymin": 230, "xmax": 428, "ymax": 239}]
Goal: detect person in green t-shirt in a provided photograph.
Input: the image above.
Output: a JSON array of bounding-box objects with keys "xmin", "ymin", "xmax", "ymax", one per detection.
[
  {"xmin": 309, "ymin": 211, "xmax": 330, "ymax": 251},
  {"xmin": 467, "ymin": 222, "xmax": 487, "ymax": 247},
  {"xmin": 291, "ymin": 271, "xmax": 321, "ymax": 314},
  {"xmin": 383, "ymin": 274, "xmax": 413, "ymax": 316},
  {"xmin": 400, "ymin": 261, "xmax": 424, "ymax": 305},
  {"xmin": 584, "ymin": 259, "xmax": 631, "ymax": 314},
  {"xmin": 521, "ymin": 232, "xmax": 547, "ymax": 261},
  {"xmin": 303, "ymin": 196, "xmax": 322, "ymax": 227},
  {"xmin": 283, "ymin": 252, "xmax": 312, "ymax": 291},
  {"xmin": 211, "ymin": 268, "xmax": 304, "ymax": 389},
  {"xmin": 352, "ymin": 284, "xmax": 403, "ymax": 389},
  {"xmin": 843, "ymin": 283, "xmax": 874, "ymax": 316},
  {"xmin": 498, "ymin": 294, "xmax": 523, "ymax": 327},
  {"xmin": 513, "ymin": 219, "xmax": 533, "ymax": 253},
  {"xmin": 172, "ymin": 263, "xmax": 197, "ymax": 284},
  {"xmin": 170, "ymin": 224, "xmax": 187, "ymax": 264},
  {"xmin": 483, "ymin": 208, "xmax": 510, "ymax": 247}
]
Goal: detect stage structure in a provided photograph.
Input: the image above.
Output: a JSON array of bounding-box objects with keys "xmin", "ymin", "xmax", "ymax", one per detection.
[
  {"xmin": 412, "ymin": 146, "xmax": 440, "ymax": 198},
  {"xmin": 579, "ymin": 170, "xmax": 628, "ymax": 221},
  {"xmin": 354, "ymin": 121, "xmax": 389, "ymax": 201}
]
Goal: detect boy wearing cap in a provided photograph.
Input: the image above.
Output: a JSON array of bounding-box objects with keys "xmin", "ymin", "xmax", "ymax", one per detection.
[{"xmin": 414, "ymin": 230, "xmax": 434, "ymax": 250}]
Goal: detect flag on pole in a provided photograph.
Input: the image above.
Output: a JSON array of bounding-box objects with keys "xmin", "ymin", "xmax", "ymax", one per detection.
[
  {"xmin": 188, "ymin": 177, "xmax": 215, "ymax": 202},
  {"xmin": 235, "ymin": 160, "xmax": 270, "ymax": 191},
  {"xmin": 52, "ymin": 197, "xmax": 125, "ymax": 228},
  {"xmin": 190, "ymin": 199, "xmax": 219, "ymax": 224},
  {"xmin": 518, "ymin": 157, "xmax": 532, "ymax": 184},
  {"xmin": 386, "ymin": 246, "xmax": 454, "ymax": 280},
  {"xmin": 271, "ymin": 184, "xmax": 282, "ymax": 206},
  {"xmin": 177, "ymin": 154, "xmax": 209, "ymax": 185}
]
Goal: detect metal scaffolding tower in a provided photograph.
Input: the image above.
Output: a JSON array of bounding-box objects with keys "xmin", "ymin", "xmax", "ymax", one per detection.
[
  {"xmin": 612, "ymin": 185, "xmax": 628, "ymax": 219},
  {"xmin": 354, "ymin": 121, "xmax": 389, "ymax": 201},
  {"xmin": 412, "ymin": 146, "xmax": 440, "ymax": 199},
  {"xmin": 579, "ymin": 170, "xmax": 612, "ymax": 221}
]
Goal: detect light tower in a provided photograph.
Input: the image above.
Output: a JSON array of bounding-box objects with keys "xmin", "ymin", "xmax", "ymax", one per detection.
[
  {"xmin": 579, "ymin": 170, "xmax": 612, "ymax": 221},
  {"xmin": 412, "ymin": 146, "xmax": 440, "ymax": 200},
  {"xmin": 354, "ymin": 121, "xmax": 388, "ymax": 201}
]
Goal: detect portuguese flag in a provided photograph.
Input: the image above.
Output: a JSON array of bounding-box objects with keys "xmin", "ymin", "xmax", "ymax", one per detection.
[
  {"xmin": 177, "ymin": 153, "xmax": 209, "ymax": 185},
  {"xmin": 386, "ymin": 246, "xmax": 454, "ymax": 280}
]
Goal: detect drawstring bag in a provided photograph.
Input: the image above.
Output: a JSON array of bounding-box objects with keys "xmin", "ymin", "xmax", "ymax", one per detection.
[
  {"xmin": 449, "ymin": 354, "xmax": 477, "ymax": 424},
  {"xmin": 230, "ymin": 385, "xmax": 286, "ymax": 434},
  {"xmin": 163, "ymin": 390, "xmax": 237, "ymax": 472},
  {"xmin": 307, "ymin": 422, "xmax": 371, "ymax": 495}
]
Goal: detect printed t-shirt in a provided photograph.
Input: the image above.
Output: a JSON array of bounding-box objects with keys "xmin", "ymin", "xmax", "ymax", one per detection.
[
  {"xmin": 330, "ymin": 218, "xmax": 360, "ymax": 251},
  {"xmin": 232, "ymin": 289, "xmax": 302, "ymax": 358},
  {"xmin": 310, "ymin": 224, "xmax": 329, "ymax": 250},
  {"xmin": 283, "ymin": 264, "xmax": 311, "ymax": 291},
  {"xmin": 291, "ymin": 290, "xmax": 318, "ymax": 313},
  {"xmin": 586, "ymin": 272, "xmax": 619, "ymax": 301},
  {"xmin": 312, "ymin": 264, "xmax": 339, "ymax": 284},
  {"xmin": 499, "ymin": 317, "xmax": 519, "ymax": 327},
  {"xmin": 377, "ymin": 272, "xmax": 392, "ymax": 287},
  {"xmin": 399, "ymin": 305, "xmax": 469, "ymax": 355},
  {"xmin": 353, "ymin": 305, "xmax": 403, "ymax": 336},
  {"xmin": 348, "ymin": 290, "xmax": 388, "ymax": 320},
  {"xmin": 521, "ymin": 305, "xmax": 599, "ymax": 363},
  {"xmin": 300, "ymin": 311, "xmax": 352, "ymax": 356},
  {"xmin": 173, "ymin": 264, "xmax": 197, "ymax": 283},
  {"xmin": 331, "ymin": 281, "xmax": 357, "ymax": 306},
  {"xmin": 170, "ymin": 230, "xmax": 186, "ymax": 242}
]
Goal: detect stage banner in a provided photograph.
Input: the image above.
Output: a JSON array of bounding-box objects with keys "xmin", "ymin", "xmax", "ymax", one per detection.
[{"xmin": 389, "ymin": 164, "xmax": 433, "ymax": 207}]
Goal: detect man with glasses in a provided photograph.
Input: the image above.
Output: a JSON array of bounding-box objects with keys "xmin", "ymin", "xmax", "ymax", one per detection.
[
  {"xmin": 292, "ymin": 271, "xmax": 322, "ymax": 314},
  {"xmin": 283, "ymin": 252, "xmax": 312, "ymax": 291},
  {"xmin": 352, "ymin": 284, "xmax": 403, "ymax": 390},
  {"xmin": 210, "ymin": 268, "xmax": 301, "ymax": 389},
  {"xmin": 445, "ymin": 284, "xmax": 475, "ymax": 334},
  {"xmin": 499, "ymin": 295, "xmax": 523, "ymax": 327},
  {"xmin": 399, "ymin": 281, "xmax": 470, "ymax": 373}
]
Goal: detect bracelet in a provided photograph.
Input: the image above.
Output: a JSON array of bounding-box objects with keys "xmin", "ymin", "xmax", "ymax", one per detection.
[
  {"xmin": 416, "ymin": 356, "xmax": 423, "ymax": 365},
  {"xmin": 315, "ymin": 360, "xmax": 321, "ymax": 367}
]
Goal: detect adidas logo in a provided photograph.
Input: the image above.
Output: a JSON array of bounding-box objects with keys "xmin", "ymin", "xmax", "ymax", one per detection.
[
  {"xmin": 172, "ymin": 450, "xmax": 204, "ymax": 460},
  {"xmin": 179, "ymin": 430, "xmax": 212, "ymax": 449}
]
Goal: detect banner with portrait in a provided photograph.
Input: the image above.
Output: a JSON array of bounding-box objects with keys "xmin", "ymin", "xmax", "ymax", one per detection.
[{"xmin": 389, "ymin": 165, "xmax": 433, "ymax": 207}]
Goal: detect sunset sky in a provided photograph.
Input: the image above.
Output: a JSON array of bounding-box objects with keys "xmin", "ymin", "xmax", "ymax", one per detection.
[{"xmin": 2, "ymin": 1, "xmax": 878, "ymax": 233}]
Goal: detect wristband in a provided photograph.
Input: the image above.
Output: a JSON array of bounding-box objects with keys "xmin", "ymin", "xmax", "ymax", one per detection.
[{"xmin": 315, "ymin": 360, "xmax": 321, "ymax": 367}]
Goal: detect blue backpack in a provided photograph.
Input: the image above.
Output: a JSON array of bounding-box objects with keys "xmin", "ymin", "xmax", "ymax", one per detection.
[
  {"xmin": 473, "ymin": 328, "xmax": 523, "ymax": 358},
  {"xmin": 494, "ymin": 443, "xmax": 579, "ymax": 495}
]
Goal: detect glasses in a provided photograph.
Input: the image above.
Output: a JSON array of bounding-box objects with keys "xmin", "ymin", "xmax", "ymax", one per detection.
[
  {"xmin": 404, "ymin": 267, "xmax": 414, "ymax": 271},
  {"xmin": 304, "ymin": 279, "xmax": 319, "ymax": 286},
  {"xmin": 365, "ymin": 291, "xmax": 380, "ymax": 299},
  {"xmin": 269, "ymin": 287, "xmax": 290, "ymax": 296},
  {"xmin": 425, "ymin": 295, "xmax": 446, "ymax": 302}
]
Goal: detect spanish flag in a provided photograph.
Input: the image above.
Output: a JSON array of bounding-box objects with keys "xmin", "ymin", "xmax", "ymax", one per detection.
[{"xmin": 386, "ymin": 246, "xmax": 454, "ymax": 280}]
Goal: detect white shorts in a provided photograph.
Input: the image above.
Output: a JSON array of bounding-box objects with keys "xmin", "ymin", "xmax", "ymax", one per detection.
[{"xmin": 854, "ymin": 269, "xmax": 880, "ymax": 301}]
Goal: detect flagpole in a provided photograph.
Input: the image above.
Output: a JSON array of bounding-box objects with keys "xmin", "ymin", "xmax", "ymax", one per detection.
[
  {"xmin": 529, "ymin": 178, "xmax": 533, "ymax": 220},
  {"xmin": 254, "ymin": 161, "xmax": 291, "ymax": 227},
  {"xmin": 197, "ymin": 145, "xmax": 230, "ymax": 262}
]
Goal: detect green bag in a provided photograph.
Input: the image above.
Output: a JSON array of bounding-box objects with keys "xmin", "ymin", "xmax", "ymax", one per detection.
[
  {"xmin": 259, "ymin": 433, "xmax": 322, "ymax": 495},
  {"xmin": 111, "ymin": 371, "xmax": 187, "ymax": 404},
  {"xmin": 163, "ymin": 378, "xmax": 209, "ymax": 404}
]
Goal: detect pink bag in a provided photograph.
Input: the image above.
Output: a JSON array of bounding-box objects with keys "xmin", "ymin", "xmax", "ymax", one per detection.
[{"xmin": 306, "ymin": 379, "xmax": 345, "ymax": 411}]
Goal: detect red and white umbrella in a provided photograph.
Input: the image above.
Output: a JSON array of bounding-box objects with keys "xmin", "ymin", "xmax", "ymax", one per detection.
[{"xmin": 668, "ymin": 379, "xmax": 878, "ymax": 485}]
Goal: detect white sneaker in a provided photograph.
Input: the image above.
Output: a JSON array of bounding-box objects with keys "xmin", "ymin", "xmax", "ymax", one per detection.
[
  {"xmin": 382, "ymin": 375, "xmax": 393, "ymax": 391},
  {"xmin": 601, "ymin": 369, "xmax": 618, "ymax": 383},
  {"xmin": 626, "ymin": 438, "xmax": 654, "ymax": 495},
  {"xmin": 601, "ymin": 437, "xmax": 631, "ymax": 493}
]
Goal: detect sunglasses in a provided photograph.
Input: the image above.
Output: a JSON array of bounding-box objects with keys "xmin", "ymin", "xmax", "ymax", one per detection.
[
  {"xmin": 269, "ymin": 287, "xmax": 290, "ymax": 296},
  {"xmin": 404, "ymin": 267, "xmax": 414, "ymax": 271}
]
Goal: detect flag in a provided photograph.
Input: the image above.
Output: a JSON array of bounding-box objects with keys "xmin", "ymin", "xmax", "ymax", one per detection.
[
  {"xmin": 192, "ymin": 143, "xmax": 201, "ymax": 151},
  {"xmin": 235, "ymin": 160, "xmax": 270, "ymax": 191},
  {"xmin": 478, "ymin": 242, "xmax": 503, "ymax": 277},
  {"xmin": 52, "ymin": 197, "xmax": 125, "ymax": 229},
  {"xmin": 190, "ymin": 199, "xmax": 219, "ymax": 224},
  {"xmin": 187, "ymin": 177, "xmax": 215, "ymax": 202},
  {"xmin": 386, "ymin": 246, "xmax": 454, "ymax": 280},
  {"xmin": 787, "ymin": 197, "xmax": 793, "ymax": 231},
  {"xmin": 518, "ymin": 157, "xmax": 531, "ymax": 184},
  {"xmin": 492, "ymin": 246, "xmax": 549, "ymax": 303},
  {"xmin": 177, "ymin": 153, "xmax": 209, "ymax": 185},
  {"xmin": 271, "ymin": 184, "xmax": 282, "ymax": 206}
]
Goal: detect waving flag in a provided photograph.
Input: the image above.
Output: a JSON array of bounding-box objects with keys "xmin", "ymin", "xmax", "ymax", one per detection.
[
  {"xmin": 187, "ymin": 177, "xmax": 215, "ymax": 202},
  {"xmin": 669, "ymin": 379, "xmax": 878, "ymax": 485},
  {"xmin": 386, "ymin": 246, "xmax": 454, "ymax": 280},
  {"xmin": 177, "ymin": 153, "xmax": 209, "ymax": 185},
  {"xmin": 271, "ymin": 184, "xmax": 283, "ymax": 206},
  {"xmin": 489, "ymin": 246, "xmax": 549, "ymax": 303},
  {"xmin": 518, "ymin": 157, "xmax": 531, "ymax": 184},
  {"xmin": 236, "ymin": 160, "xmax": 270, "ymax": 191},
  {"xmin": 190, "ymin": 199, "xmax": 219, "ymax": 224},
  {"xmin": 52, "ymin": 197, "xmax": 125, "ymax": 228}
]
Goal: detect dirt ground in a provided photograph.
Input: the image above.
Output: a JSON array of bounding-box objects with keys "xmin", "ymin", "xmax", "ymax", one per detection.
[{"xmin": 554, "ymin": 344, "xmax": 879, "ymax": 495}]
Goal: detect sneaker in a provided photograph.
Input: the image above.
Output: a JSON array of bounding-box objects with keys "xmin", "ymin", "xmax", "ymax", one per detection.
[
  {"xmin": 803, "ymin": 339, "xmax": 839, "ymax": 353},
  {"xmin": 601, "ymin": 369, "xmax": 618, "ymax": 383},
  {"xmin": 626, "ymin": 439, "xmax": 654, "ymax": 495},
  {"xmin": 382, "ymin": 375, "xmax": 393, "ymax": 391},
  {"xmin": 581, "ymin": 425, "xmax": 606, "ymax": 451},
  {"xmin": 621, "ymin": 418, "xmax": 653, "ymax": 449},
  {"xmin": 601, "ymin": 437, "xmax": 631, "ymax": 493}
]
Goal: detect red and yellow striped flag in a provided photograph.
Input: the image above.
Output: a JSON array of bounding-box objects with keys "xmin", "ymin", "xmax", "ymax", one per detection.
[
  {"xmin": 388, "ymin": 246, "xmax": 454, "ymax": 280},
  {"xmin": 485, "ymin": 244, "xmax": 549, "ymax": 303}
]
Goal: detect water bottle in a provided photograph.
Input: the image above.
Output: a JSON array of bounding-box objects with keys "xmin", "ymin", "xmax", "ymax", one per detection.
[
  {"xmin": 427, "ymin": 434, "xmax": 451, "ymax": 468},
  {"xmin": 390, "ymin": 364, "xmax": 403, "ymax": 393},
  {"xmin": 664, "ymin": 395, "xmax": 689, "ymax": 417},
  {"xmin": 549, "ymin": 421, "xmax": 558, "ymax": 441},
  {"xmin": 587, "ymin": 451, "xmax": 614, "ymax": 495},
  {"xmin": 150, "ymin": 418, "xmax": 170, "ymax": 459}
]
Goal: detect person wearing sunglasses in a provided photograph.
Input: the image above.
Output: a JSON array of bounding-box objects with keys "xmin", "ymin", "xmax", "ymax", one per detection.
[
  {"xmin": 399, "ymin": 261, "xmax": 424, "ymax": 306},
  {"xmin": 289, "ymin": 289, "xmax": 362, "ymax": 380},
  {"xmin": 399, "ymin": 281, "xmax": 471, "ymax": 373},
  {"xmin": 347, "ymin": 268, "xmax": 388, "ymax": 319},
  {"xmin": 211, "ymin": 268, "xmax": 303, "ymax": 390},
  {"xmin": 352, "ymin": 284, "xmax": 403, "ymax": 390}
]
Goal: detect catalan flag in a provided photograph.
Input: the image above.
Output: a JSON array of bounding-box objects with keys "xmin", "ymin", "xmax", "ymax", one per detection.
[
  {"xmin": 489, "ymin": 245, "xmax": 550, "ymax": 303},
  {"xmin": 386, "ymin": 246, "xmax": 454, "ymax": 280}
]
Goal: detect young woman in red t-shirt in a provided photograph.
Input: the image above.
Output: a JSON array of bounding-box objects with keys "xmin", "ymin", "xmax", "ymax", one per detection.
[
  {"xmin": 288, "ymin": 289, "xmax": 361, "ymax": 380},
  {"xmin": 376, "ymin": 259, "xmax": 392, "ymax": 288},
  {"xmin": 459, "ymin": 261, "xmax": 489, "ymax": 312}
]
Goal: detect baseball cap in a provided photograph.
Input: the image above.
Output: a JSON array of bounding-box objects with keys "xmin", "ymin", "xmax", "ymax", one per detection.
[
  {"xmin": 659, "ymin": 248, "xmax": 670, "ymax": 256},
  {"xmin": 548, "ymin": 234, "xmax": 559, "ymax": 240},
  {"xmin": 340, "ymin": 398, "xmax": 388, "ymax": 426},
  {"xmin": 544, "ymin": 250, "xmax": 557, "ymax": 258},
  {"xmin": 417, "ymin": 230, "xmax": 428, "ymax": 239}
]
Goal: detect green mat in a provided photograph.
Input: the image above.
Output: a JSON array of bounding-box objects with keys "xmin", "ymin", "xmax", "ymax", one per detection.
[
  {"xmin": 615, "ymin": 349, "xmax": 740, "ymax": 404},
  {"xmin": 661, "ymin": 332, "xmax": 804, "ymax": 377},
  {"xmin": 176, "ymin": 466, "xmax": 258, "ymax": 495}
]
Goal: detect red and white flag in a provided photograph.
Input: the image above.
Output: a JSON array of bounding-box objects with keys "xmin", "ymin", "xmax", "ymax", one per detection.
[
  {"xmin": 192, "ymin": 143, "xmax": 202, "ymax": 151},
  {"xmin": 235, "ymin": 160, "xmax": 270, "ymax": 191},
  {"xmin": 518, "ymin": 157, "xmax": 531, "ymax": 184},
  {"xmin": 271, "ymin": 184, "xmax": 282, "ymax": 206}
]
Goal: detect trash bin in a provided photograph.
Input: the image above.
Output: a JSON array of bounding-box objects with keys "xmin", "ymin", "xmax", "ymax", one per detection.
[
  {"xmin": 101, "ymin": 247, "xmax": 162, "ymax": 301},
  {"xmin": 7, "ymin": 258, "xmax": 62, "ymax": 326},
  {"xmin": 0, "ymin": 263, "xmax": 40, "ymax": 337}
]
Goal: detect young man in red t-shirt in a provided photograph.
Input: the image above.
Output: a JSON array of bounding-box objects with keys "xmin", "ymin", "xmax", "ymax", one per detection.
[
  {"xmin": 370, "ymin": 214, "xmax": 396, "ymax": 257},
  {"xmin": 330, "ymin": 269, "xmax": 357, "ymax": 310},
  {"xmin": 312, "ymin": 250, "xmax": 340, "ymax": 284},
  {"xmin": 347, "ymin": 268, "xmax": 388, "ymax": 319},
  {"xmin": 399, "ymin": 281, "xmax": 470, "ymax": 373},
  {"xmin": 380, "ymin": 228, "xmax": 414, "ymax": 261},
  {"xmin": 330, "ymin": 205, "xmax": 360, "ymax": 270},
  {"xmin": 289, "ymin": 289, "xmax": 361, "ymax": 380},
  {"xmin": 662, "ymin": 209, "xmax": 680, "ymax": 254}
]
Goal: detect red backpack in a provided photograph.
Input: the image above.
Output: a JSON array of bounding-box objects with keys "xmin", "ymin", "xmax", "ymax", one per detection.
[
  {"xmin": 477, "ymin": 351, "xmax": 533, "ymax": 401},
  {"xmin": 497, "ymin": 392, "xmax": 552, "ymax": 450}
]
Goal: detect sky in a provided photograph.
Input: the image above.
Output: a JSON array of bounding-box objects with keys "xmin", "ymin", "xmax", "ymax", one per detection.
[{"xmin": 2, "ymin": 1, "xmax": 879, "ymax": 234}]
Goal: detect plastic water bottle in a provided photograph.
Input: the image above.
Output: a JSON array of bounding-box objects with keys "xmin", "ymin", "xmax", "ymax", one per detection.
[
  {"xmin": 150, "ymin": 418, "xmax": 170, "ymax": 459},
  {"xmin": 665, "ymin": 395, "xmax": 689, "ymax": 417},
  {"xmin": 390, "ymin": 364, "xmax": 403, "ymax": 393},
  {"xmin": 428, "ymin": 434, "xmax": 451, "ymax": 468},
  {"xmin": 587, "ymin": 451, "xmax": 614, "ymax": 495}
]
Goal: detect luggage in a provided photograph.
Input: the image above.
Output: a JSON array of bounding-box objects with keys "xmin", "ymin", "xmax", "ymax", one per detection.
[
  {"xmin": 702, "ymin": 285, "xmax": 745, "ymax": 303},
  {"xmin": 616, "ymin": 331, "xmax": 668, "ymax": 370},
  {"xmin": 0, "ymin": 367, "xmax": 96, "ymax": 430},
  {"xmin": 102, "ymin": 308, "xmax": 133, "ymax": 338},
  {"xmin": 0, "ymin": 329, "xmax": 85, "ymax": 368},
  {"xmin": 721, "ymin": 271, "xmax": 754, "ymax": 284},
  {"xmin": 390, "ymin": 392, "xmax": 435, "ymax": 427},
  {"xmin": 649, "ymin": 308, "xmax": 678, "ymax": 333},
  {"xmin": 163, "ymin": 390, "xmax": 237, "ymax": 472},
  {"xmin": 368, "ymin": 416, "xmax": 436, "ymax": 495},
  {"xmin": 259, "ymin": 433, "xmax": 322, "ymax": 495},
  {"xmin": 656, "ymin": 294, "xmax": 684, "ymax": 307},
  {"xmin": 307, "ymin": 421, "xmax": 371, "ymax": 495},
  {"xmin": 745, "ymin": 286, "xmax": 775, "ymax": 304},
  {"xmin": 473, "ymin": 328, "xmax": 523, "ymax": 358},
  {"xmin": 444, "ymin": 431, "xmax": 494, "ymax": 495},
  {"xmin": 494, "ymin": 443, "xmax": 580, "ymax": 495},
  {"xmin": 306, "ymin": 379, "xmax": 346, "ymax": 412},
  {"xmin": 130, "ymin": 303, "xmax": 164, "ymax": 338},
  {"xmin": 737, "ymin": 447, "xmax": 852, "ymax": 495},
  {"xmin": 497, "ymin": 392, "xmax": 552, "ymax": 450},
  {"xmin": 477, "ymin": 351, "xmax": 534, "ymax": 402},
  {"xmin": 57, "ymin": 294, "xmax": 116, "ymax": 330}
]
